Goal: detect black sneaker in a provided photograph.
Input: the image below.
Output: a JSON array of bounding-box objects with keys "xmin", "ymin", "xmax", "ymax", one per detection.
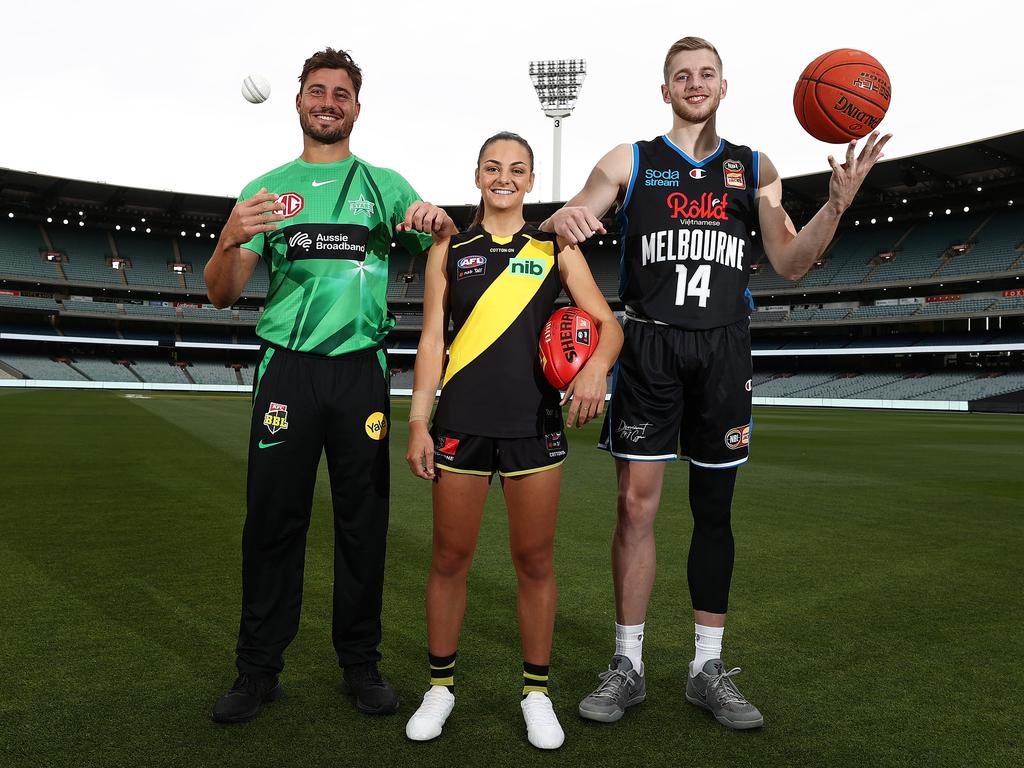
[
  {"xmin": 342, "ymin": 662, "xmax": 399, "ymax": 715},
  {"xmin": 212, "ymin": 672, "xmax": 282, "ymax": 724}
]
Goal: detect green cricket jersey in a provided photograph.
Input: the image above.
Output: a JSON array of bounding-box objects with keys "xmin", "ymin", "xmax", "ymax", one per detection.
[{"xmin": 239, "ymin": 155, "xmax": 432, "ymax": 357}]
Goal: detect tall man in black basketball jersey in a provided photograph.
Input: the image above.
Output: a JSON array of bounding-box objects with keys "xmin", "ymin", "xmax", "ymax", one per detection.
[{"xmin": 543, "ymin": 37, "xmax": 890, "ymax": 729}]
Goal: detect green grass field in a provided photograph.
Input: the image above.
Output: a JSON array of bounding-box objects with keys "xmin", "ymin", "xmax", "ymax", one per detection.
[{"xmin": 1, "ymin": 389, "xmax": 1021, "ymax": 768}]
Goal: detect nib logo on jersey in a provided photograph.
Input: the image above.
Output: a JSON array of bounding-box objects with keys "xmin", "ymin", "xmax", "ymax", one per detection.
[{"xmin": 281, "ymin": 224, "xmax": 369, "ymax": 262}]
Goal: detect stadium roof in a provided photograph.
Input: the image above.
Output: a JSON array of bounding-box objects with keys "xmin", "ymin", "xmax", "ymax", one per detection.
[{"xmin": 2, "ymin": 130, "xmax": 1022, "ymax": 233}]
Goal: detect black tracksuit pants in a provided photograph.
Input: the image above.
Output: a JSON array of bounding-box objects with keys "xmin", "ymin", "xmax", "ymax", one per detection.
[{"xmin": 236, "ymin": 344, "xmax": 391, "ymax": 676}]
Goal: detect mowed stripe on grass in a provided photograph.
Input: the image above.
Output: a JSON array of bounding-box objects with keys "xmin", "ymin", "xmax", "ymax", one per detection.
[{"xmin": 1, "ymin": 390, "xmax": 1020, "ymax": 767}]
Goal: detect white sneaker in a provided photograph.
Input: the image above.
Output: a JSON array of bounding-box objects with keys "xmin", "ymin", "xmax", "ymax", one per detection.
[
  {"xmin": 520, "ymin": 691, "xmax": 564, "ymax": 749},
  {"xmin": 406, "ymin": 686, "xmax": 455, "ymax": 741}
]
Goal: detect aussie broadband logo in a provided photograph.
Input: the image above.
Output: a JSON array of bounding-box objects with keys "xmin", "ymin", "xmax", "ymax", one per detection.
[
  {"xmin": 508, "ymin": 258, "xmax": 546, "ymax": 278},
  {"xmin": 281, "ymin": 223, "xmax": 369, "ymax": 262},
  {"xmin": 264, "ymin": 402, "xmax": 289, "ymax": 434},
  {"xmin": 365, "ymin": 411, "xmax": 388, "ymax": 441},
  {"xmin": 644, "ymin": 168, "xmax": 680, "ymax": 187}
]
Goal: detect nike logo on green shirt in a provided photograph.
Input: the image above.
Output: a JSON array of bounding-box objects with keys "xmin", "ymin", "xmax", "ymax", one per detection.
[{"xmin": 258, "ymin": 440, "xmax": 285, "ymax": 449}]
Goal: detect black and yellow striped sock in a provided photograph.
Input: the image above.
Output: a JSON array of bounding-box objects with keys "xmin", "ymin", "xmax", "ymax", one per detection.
[
  {"xmin": 429, "ymin": 651, "xmax": 456, "ymax": 693},
  {"xmin": 522, "ymin": 661, "xmax": 549, "ymax": 697}
]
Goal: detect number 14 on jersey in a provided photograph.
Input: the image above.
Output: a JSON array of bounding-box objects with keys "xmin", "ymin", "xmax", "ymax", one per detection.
[{"xmin": 675, "ymin": 264, "xmax": 711, "ymax": 307}]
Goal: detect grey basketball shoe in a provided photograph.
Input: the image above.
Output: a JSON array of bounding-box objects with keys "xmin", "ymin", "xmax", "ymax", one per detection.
[
  {"xmin": 578, "ymin": 655, "xmax": 646, "ymax": 722},
  {"xmin": 685, "ymin": 659, "xmax": 763, "ymax": 730}
]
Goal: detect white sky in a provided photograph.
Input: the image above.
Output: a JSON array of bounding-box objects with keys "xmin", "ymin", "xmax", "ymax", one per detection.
[{"xmin": 2, "ymin": 0, "xmax": 1021, "ymax": 206}]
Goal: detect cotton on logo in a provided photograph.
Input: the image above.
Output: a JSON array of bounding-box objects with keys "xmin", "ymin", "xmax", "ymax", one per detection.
[
  {"xmin": 276, "ymin": 192, "xmax": 305, "ymax": 218},
  {"xmin": 289, "ymin": 232, "xmax": 312, "ymax": 251}
]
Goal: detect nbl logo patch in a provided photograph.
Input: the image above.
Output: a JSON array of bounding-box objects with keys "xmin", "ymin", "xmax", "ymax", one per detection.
[
  {"xmin": 723, "ymin": 159, "xmax": 746, "ymax": 189},
  {"xmin": 724, "ymin": 424, "xmax": 750, "ymax": 450},
  {"xmin": 264, "ymin": 402, "xmax": 289, "ymax": 434}
]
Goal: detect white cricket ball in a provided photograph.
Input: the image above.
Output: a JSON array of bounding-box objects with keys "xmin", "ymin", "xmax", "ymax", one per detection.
[{"xmin": 241, "ymin": 74, "xmax": 271, "ymax": 104}]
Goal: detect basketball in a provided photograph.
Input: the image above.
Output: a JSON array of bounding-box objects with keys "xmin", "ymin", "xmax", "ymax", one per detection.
[
  {"xmin": 539, "ymin": 306, "xmax": 600, "ymax": 390},
  {"xmin": 793, "ymin": 49, "xmax": 891, "ymax": 143}
]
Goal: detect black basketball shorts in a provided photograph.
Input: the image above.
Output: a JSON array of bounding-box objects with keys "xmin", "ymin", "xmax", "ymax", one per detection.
[{"xmin": 597, "ymin": 317, "xmax": 753, "ymax": 468}]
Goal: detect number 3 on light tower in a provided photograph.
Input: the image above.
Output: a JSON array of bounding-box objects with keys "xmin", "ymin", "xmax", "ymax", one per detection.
[{"xmin": 675, "ymin": 264, "xmax": 711, "ymax": 307}]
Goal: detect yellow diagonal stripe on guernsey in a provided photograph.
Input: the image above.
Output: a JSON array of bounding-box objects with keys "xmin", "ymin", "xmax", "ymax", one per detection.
[{"xmin": 443, "ymin": 239, "xmax": 555, "ymax": 387}]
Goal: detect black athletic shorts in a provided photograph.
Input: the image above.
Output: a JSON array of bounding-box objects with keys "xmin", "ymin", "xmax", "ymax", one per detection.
[
  {"xmin": 431, "ymin": 425, "xmax": 568, "ymax": 477},
  {"xmin": 597, "ymin": 316, "xmax": 752, "ymax": 468}
]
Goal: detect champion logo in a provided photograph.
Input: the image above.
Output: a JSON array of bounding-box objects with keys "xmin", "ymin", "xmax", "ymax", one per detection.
[
  {"xmin": 288, "ymin": 231, "xmax": 312, "ymax": 251},
  {"xmin": 689, "ymin": 168, "xmax": 708, "ymax": 180}
]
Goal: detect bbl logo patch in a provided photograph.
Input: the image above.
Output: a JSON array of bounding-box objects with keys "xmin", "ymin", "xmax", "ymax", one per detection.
[
  {"xmin": 276, "ymin": 192, "xmax": 305, "ymax": 218},
  {"xmin": 348, "ymin": 194, "xmax": 375, "ymax": 217},
  {"xmin": 723, "ymin": 159, "xmax": 746, "ymax": 190},
  {"xmin": 724, "ymin": 424, "xmax": 751, "ymax": 450},
  {"xmin": 364, "ymin": 412, "xmax": 388, "ymax": 441},
  {"xmin": 264, "ymin": 402, "xmax": 289, "ymax": 434}
]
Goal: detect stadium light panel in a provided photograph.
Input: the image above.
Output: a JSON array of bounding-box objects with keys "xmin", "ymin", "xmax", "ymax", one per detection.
[
  {"xmin": 870, "ymin": 218, "xmax": 876, "ymax": 224},
  {"xmin": 180, "ymin": 230, "xmax": 186, "ymax": 236},
  {"xmin": 598, "ymin": 240, "xmax": 604, "ymax": 245},
  {"xmin": 209, "ymin": 233, "xmax": 215, "ymax": 239},
  {"xmin": 945, "ymin": 209, "xmax": 951, "ymax": 215},
  {"xmin": 62, "ymin": 219, "xmax": 68, "ymax": 225},
  {"xmin": 78, "ymin": 210, "xmax": 83, "ymax": 216},
  {"xmin": 977, "ymin": 186, "xmax": 982, "ymax": 192},
  {"xmin": 130, "ymin": 226, "xmax": 136, "ymax": 232},
  {"xmin": 612, "ymin": 239, "xmax": 618, "ymax": 245},
  {"xmin": 963, "ymin": 206, "xmax": 970, "ymax": 212},
  {"xmin": 201, "ymin": 223, "xmax": 206, "ymax": 229},
  {"xmin": 855, "ymin": 220, "xmax": 860, "ymax": 225},
  {"xmin": 78, "ymin": 222, "xmax": 84, "ymax": 227},
  {"xmin": 115, "ymin": 225, "xmax": 121, "ymax": 230},
  {"xmin": 7, "ymin": 212, "xmax": 12, "ymax": 219},
  {"xmin": 141, "ymin": 217, "xmax": 146, "ymax": 223},
  {"xmin": 145, "ymin": 228, "xmax": 151, "ymax": 234},
  {"xmin": 195, "ymin": 232, "xmax": 201, "ymax": 238},
  {"xmin": 887, "ymin": 216, "xmax": 893, "ymax": 222}
]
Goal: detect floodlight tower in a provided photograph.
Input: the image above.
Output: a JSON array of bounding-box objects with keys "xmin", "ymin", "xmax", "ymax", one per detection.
[{"xmin": 529, "ymin": 59, "xmax": 587, "ymax": 202}]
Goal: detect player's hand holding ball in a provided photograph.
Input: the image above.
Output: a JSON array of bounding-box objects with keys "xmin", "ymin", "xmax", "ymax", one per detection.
[{"xmin": 540, "ymin": 307, "xmax": 605, "ymax": 428}]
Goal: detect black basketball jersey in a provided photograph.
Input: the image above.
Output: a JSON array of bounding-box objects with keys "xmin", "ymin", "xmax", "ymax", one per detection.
[
  {"xmin": 617, "ymin": 136, "xmax": 759, "ymax": 329},
  {"xmin": 432, "ymin": 224, "xmax": 563, "ymax": 438}
]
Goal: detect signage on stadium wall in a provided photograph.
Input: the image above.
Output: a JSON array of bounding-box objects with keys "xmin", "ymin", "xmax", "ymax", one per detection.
[
  {"xmin": 70, "ymin": 295, "xmax": 93, "ymax": 302},
  {"xmin": 174, "ymin": 302, "xmax": 205, "ymax": 309},
  {"xmin": 1003, "ymin": 289, "xmax": 1024, "ymax": 298},
  {"xmin": 899, "ymin": 297, "xmax": 925, "ymax": 305},
  {"xmin": 761, "ymin": 304, "xmax": 788, "ymax": 312},
  {"xmin": 0, "ymin": 289, "xmax": 20, "ymax": 297},
  {"xmin": 876, "ymin": 298, "xmax": 900, "ymax": 306},
  {"xmin": 926, "ymin": 294, "xmax": 962, "ymax": 303}
]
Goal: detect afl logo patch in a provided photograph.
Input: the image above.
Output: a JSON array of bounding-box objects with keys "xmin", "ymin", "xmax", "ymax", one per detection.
[
  {"xmin": 457, "ymin": 254, "xmax": 487, "ymax": 280},
  {"xmin": 364, "ymin": 412, "xmax": 388, "ymax": 440},
  {"xmin": 689, "ymin": 168, "xmax": 708, "ymax": 180}
]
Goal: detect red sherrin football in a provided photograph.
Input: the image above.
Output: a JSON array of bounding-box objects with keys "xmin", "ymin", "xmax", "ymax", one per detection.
[{"xmin": 539, "ymin": 306, "xmax": 599, "ymax": 389}]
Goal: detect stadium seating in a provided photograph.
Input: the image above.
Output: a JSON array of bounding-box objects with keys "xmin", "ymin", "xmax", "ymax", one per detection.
[
  {"xmin": 71, "ymin": 357, "xmax": 137, "ymax": 382},
  {"xmin": 61, "ymin": 299, "xmax": 123, "ymax": 316},
  {"xmin": 0, "ymin": 294, "xmax": 60, "ymax": 312},
  {"xmin": 185, "ymin": 361, "xmax": 239, "ymax": 385},
  {"xmin": 114, "ymin": 231, "xmax": 181, "ymax": 289},
  {"xmin": 0, "ymin": 353, "xmax": 85, "ymax": 380},
  {"xmin": 49, "ymin": 227, "xmax": 123, "ymax": 285},
  {"xmin": 934, "ymin": 210, "xmax": 1023, "ymax": 278},
  {"xmin": 0, "ymin": 219, "xmax": 60, "ymax": 281}
]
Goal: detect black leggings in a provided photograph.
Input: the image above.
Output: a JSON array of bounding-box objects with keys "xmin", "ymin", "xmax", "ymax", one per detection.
[{"xmin": 686, "ymin": 465, "xmax": 737, "ymax": 614}]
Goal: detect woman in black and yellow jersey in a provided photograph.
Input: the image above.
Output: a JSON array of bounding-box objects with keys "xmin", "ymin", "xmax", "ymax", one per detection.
[{"xmin": 403, "ymin": 132, "xmax": 622, "ymax": 749}]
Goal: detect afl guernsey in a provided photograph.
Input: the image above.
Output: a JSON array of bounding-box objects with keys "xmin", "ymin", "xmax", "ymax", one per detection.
[
  {"xmin": 238, "ymin": 155, "xmax": 432, "ymax": 357},
  {"xmin": 617, "ymin": 136, "xmax": 758, "ymax": 329},
  {"xmin": 433, "ymin": 225, "xmax": 563, "ymax": 438}
]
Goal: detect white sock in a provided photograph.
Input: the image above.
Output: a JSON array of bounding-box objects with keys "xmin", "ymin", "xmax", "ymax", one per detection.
[
  {"xmin": 614, "ymin": 622, "xmax": 645, "ymax": 673},
  {"xmin": 691, "ymin": 623, "xmax": 724, "ymax": 677}
]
